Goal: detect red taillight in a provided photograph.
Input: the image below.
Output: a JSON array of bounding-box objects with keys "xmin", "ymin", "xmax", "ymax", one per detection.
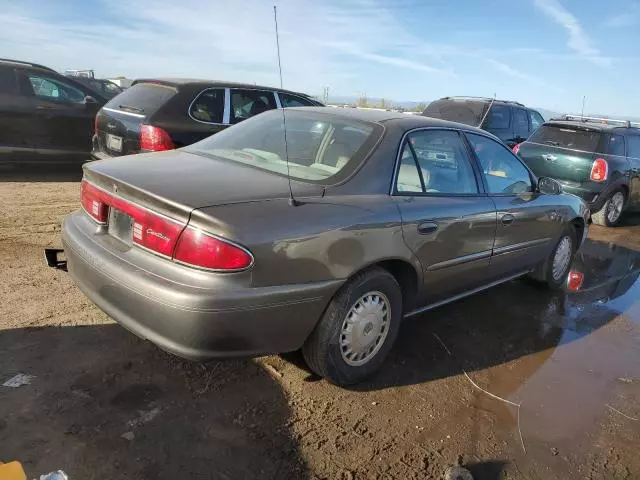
[
  {"xmin": 567, "ymin": 271, "xmax": 584, "ymax": 292},
  {"xmin": 81, "ymin": 181, "xmax": 108, "ymax": 223},
  {"xmin": 174, "ymin": 227, "xmax": 253, "ymax": 271},
  {"xmin": 140, "ymin": 124, "xmax": 174, "ymax": 151},
  {"xmin": 512, "ymin": 143, "xmax": 521, "ymax": 155},
  {"xmin": 590, "ymin": 158, "xmax": 608, "ymax": 182}
]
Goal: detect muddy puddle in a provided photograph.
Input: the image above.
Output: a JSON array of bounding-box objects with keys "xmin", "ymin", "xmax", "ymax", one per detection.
[{"xmin": 423, "ymin": 238, "xmax": 640, "ymax": 477}]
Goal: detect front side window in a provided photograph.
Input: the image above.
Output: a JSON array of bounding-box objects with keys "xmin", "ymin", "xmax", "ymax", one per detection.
[
  {"xmin": 28, "ymin": 73, "xmax": 85, "ymax": 103},
  {"xmin": 395, "ymin": 130, "xmax": 478, "ymax": 194},
  {"xmin": 529, "ymin": 110, "xmax": 545, "ymax": 131},
  {"xmin": 279, "ymin": 92, "xmax": 316, "ymax": 108},
  {"xmin": 466, "ymin": 133, "xmax": 532, "ymax": 194},
  {"xmin": 607, "ymin": 135, "xmax": 626, "ymax": 156},
  {"xmin": 188, "ymin": 110, "xmax": 379, "ymax": 182},
  {"xmin": 231, "ymin": 89, "xmax": 277, "ymax": 124},
  {"xmin": 485, "ymin": 105, "xmax": 511, "ymax": 129},
  {"xmin": 190, "ymin": 88, "xmax": 225, "ymax": 123}
]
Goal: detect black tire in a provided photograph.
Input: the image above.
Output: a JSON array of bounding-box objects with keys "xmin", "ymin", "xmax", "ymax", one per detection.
[
  {"xmin": 302, "ymin": 267, "xmax": 402, "ymax": 386},
  {"xmin": 592, "ymin": 189, "xmax": 625, "ymax": 227},
  {"xmin": 530, "ymin": 226, "xmax": 577, "ymax": 290}
]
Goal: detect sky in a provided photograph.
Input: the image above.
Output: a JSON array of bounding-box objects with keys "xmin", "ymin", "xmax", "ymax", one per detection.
[{"xmin": 2, "ymin": 0, "xmax": 640, "ymax": 116}]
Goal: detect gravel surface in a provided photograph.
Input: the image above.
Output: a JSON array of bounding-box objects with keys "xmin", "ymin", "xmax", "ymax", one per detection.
[{"xmin": 1, "ymin": 180, "xmax": 639, "ymax": 479}]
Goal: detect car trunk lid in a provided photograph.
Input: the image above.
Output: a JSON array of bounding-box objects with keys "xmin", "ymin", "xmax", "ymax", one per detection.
[
  {"xmin": 83, "ymin": 149, "xmax": 322, "ymax": 219},
  {"xmin": 94, "ymin": 82, "xmax": 178, "ymax": 157},
  {"xmin": 518, "ymin": 124, "xmax": 605, "ymax": 183}
]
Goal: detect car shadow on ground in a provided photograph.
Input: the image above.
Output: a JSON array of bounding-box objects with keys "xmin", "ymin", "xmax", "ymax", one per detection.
[
  {"xmin": 0, "ymin": 324, "xmax": 309, "ymax": 479},
  {"xmin": 344, "ymin": 238, "xmax": 640, "ymax": 392},
  {"xmin": 0, "ymin": 163, "xmax": 83, "ymax": 182}
]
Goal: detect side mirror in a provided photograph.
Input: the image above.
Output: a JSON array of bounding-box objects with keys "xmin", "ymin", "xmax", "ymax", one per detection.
[
  {"xmin": 84, "ymin": 95, "xmax": 98, "ymax": 107},
  {"xmin": 538, "ymin": 176, "xmax": 562, "ymax": 195}
]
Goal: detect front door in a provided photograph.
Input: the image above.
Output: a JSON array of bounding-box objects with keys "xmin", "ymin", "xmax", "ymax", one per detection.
[
  {"xmin": 463, "ymin": 132, "xmax": 564, "ymax": 277},
  {"xmin": 17, "ymin": 70, "xmax": 96, "ymax": 160},
  {"xmin": 393, "ymin": 129, "xmax": 497, "ymax": 303}
]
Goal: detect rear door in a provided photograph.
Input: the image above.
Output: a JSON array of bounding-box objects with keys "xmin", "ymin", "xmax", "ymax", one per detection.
[
  {"xmin": 626, "ymin": 135, "xmax": 640, "ymax": 209},
  {"xmin": 394, "ymin": 128, "xmax": 497, "ymax": 302},
  {"xmin": 0, "ymin": 65, "xmax": 35, "ymax": 162},
  {"xmin": 95, "ymin": 82, "xmax": 178, "ymax": 156},
  {"xmin": 464, "ymin": 132, "xmax": 563, "ymax": 276},
  {"xmin": 17, "ymin": 69, "xmax": 98, "ymax": 160}
]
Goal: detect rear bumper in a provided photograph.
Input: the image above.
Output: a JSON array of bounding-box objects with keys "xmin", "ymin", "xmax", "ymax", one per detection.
[
  {"xmin": 559, "ymin": 181, "xmax": 623, "ymax": 213},
  {"xmin": 62, "ymin": 212, "xmax": 340, "ymax": 360}
]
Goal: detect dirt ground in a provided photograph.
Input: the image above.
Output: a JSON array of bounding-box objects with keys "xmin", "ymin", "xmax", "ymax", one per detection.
[{"xmin": 1, "ymin": 176, "xmax": 639, "ymax": 480}]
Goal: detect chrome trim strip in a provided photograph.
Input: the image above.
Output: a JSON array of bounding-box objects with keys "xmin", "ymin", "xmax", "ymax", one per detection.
[
  {"xmin": 426, "ymin": 250, "xmax": 492, "ymax": 271},
  {"xmin": 524, "ymin": 141, "xmax": 620, "ymax": 157},
  {"xmin": 102, "ymin": 107, "xmax": 145, "ymax": 119},
  {"xmin": 492, "ymin": 237, "xmax": 550, "ymax": 255},
  {"xmin": 187, "ymin": 87, "xmax": 228, "ymax": 126},
  {"xmin": 404, "ymin": 270, "xmax": 529, "ymax": 318}
]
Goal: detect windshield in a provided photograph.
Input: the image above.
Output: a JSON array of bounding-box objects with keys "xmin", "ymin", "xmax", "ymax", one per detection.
[
  {"xmin": 529, "ymin": 125, "xmax": 602, "ymax": 151},
  {"xmin": 188, "ymin": 110, "xmax": 379, "ymax": 182},
  {"xmin": 422, "ymin": 99, "xmax": 488, "ymax": 126}
]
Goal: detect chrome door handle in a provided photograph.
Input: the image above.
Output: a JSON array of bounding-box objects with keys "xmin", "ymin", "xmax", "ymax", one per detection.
[
  {"xmin": 417, "ymin": 221, "xmax": 438, "ymax": 235},
  {"xmin": 501, "ymin": 214, "xmax": 515, "ymax": 226}
]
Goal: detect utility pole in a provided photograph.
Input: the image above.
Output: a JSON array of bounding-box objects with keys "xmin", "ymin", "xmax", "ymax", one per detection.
[{"xmin": 581, "ymin": 95, "xmax": 586, "ymax": 120}]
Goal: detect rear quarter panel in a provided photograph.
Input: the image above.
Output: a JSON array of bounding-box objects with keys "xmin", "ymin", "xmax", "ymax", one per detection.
[{"xmin": 190, "ymin": 195, "xmax": 421, "ymax": 288}]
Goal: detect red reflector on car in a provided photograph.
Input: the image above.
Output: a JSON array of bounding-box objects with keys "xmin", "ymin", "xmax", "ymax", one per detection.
[
  {"xmin": 512, "ymin": 143, "xmax": 521, "ymax": 155},
  {"xmin": 567, "ymin": 271, "xmax": 584, "ymax": 292},
  {"xmin": 590, "ymin": 158, "xmax": 608, "ymax": 182},
  {"xmin": 174, "ymin": 227, "xmax": 253, "ymax": 271},
  {"xmin": 140, "ymin": 124, "xmax": 175, "ymax": 151}
]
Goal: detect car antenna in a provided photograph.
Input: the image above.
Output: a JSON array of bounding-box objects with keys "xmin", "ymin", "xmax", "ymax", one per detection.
[
  {"xmin": 273, "ymin": 5, "xmax": 299, "ymax": 207},
  {"xmin": 477, "ymin": 94, "xmax": 496, "ymax": 128}
]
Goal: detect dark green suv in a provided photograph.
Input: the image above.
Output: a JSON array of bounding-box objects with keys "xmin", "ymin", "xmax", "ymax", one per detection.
[{"xmin": 516, "ymin": 115, "xmax": 640, "ymax": 227}]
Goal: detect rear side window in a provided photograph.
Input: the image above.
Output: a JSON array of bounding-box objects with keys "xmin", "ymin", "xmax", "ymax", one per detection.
[
  {"xmin": 279, "ymin": 92, "xmax": 316, "ymax": 108},
  {"xmin": 0, "ymin": 67, "xmax": 18, "ymax": 94},
  {"xmin": 231, "ymin": 89, "xmax": 277, "ymax": 124},
  {"xmin": 529, "ymin": 125, "xmax": 602, "ymax": 152},
  {"xmin": 485, "ymin": 105, "xmax": 511, "ymax": 129},
  {"xmin": 190, "ymin": 88, "xmax": 224, "ymax": 123},
  {"xmin": 422, "ymin": 99, "xmax": 487, "ymax": 127},
  {"xmin": 104, "ymin": 83, "xmax": 176, "ymax": 116},
  {"xmin": 607, "ymin": 135, "xmax": 625, "ymax": 156},
  {"xmin": 627, "ymin": 136, "xmax": 640, "ymax": 159}
]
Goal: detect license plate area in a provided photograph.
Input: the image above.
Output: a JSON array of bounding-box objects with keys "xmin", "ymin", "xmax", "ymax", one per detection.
[
  {"xmin": 106, "ymin": 133, "xmax": 123, "ymax": 152},
  {"xmin": 108, "ymin": 207, "xmax": 133, "ymax": 245}
]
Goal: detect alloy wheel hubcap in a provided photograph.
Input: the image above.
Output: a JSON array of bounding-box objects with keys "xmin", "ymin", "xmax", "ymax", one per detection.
[
  {"xmin": 607, "ymin": 192, "xmax": 624, "ymax": 223},
  {"xmin": 552, "ymin": 236, "xmax": 572, "ymax": 281},
  {"xmin": 340, "ymin": 291, "xmax": 390, "ymax": 366}
]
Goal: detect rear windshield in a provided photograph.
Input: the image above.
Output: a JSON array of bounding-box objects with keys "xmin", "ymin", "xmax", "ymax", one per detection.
[
  {"xmin": 104, "ymin": 82, "xmax": 176, "ymax": 116},
  {"xmin": 529, "ymin": 125, "xmax": 603, "ymax": 152},
  {"xmin": 422, "ymin": 99, "xmax": 488, "ymax": 126},
  {"xmin": 187, "ymin": 110, "xmax": 380, "ymax": 183}
]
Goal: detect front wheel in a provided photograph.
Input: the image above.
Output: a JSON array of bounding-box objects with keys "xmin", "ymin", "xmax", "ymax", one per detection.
[
  {"xmin": 592, "ymin": 189, "xmax": 625, "ymax": 227},
  {"xmin": 302, "ymin": 267, "xmax": 402, "ymax": 386},
  {"xmin": 530, "ymin": 227, "xmax": 577, "ymax": 290}
]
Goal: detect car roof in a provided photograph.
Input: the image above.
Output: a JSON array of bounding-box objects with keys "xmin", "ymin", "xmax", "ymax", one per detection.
[
  {"xmin": 545, "ymin": 120, "xmax": 640, "ymax": 133},
  {"xmin": 132, "ymin": 78, "xmax": 315, "ymax": 97},
  {"xmin": 433, "ymin": 96, "xmax": 528, "ymax": 108},
  {"xmin": 291, "ymin": 106, "xmax": 493, "ymax": 135}
]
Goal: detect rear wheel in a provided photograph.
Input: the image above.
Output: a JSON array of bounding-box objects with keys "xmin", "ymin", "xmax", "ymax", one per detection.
[
  {"xmin": 302, "ymin": 267, "xmax": 402, "ymax": 386},
  {"xmin": 592, "ymin": 189, "xmax": 625, "ymax": 227}
]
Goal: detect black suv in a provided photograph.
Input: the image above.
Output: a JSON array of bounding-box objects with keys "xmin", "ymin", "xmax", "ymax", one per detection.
[
  {"xmin": 0, "ymin": 59, "xmax": 107, "ymax": 165},
  {"xmin": 422, "ymin": 96, "xmax": 545, "ymax": 148},
  {"xmin": 92, "ymin": 79, "xmax": 323, "ymax": 159},
  {"xmin": 516, "ymin": 115, "xmax": 640, "ymax": 227}
]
